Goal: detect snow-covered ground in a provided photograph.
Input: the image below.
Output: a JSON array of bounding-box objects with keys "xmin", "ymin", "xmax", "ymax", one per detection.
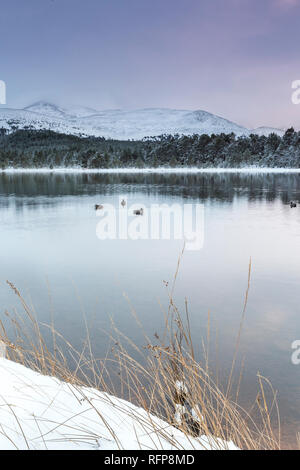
[
  {"xmin": 0, "ymin": 101, "xmax": 284, "ymax": 139},
  {"xmin": 2, "ymin": 167, "xmax": 300, "ymax": 174},
  {"xmin": 0, "ymin": 357, "xmax": 238, "ymax": 450}
]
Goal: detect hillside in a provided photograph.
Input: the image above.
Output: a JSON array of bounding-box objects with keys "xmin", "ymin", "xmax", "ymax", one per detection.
[{"xmin": 0, "ymin": 102, "xmax": 284, "ymax": 139}]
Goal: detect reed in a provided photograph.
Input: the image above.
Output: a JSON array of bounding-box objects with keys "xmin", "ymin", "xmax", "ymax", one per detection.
[{"xmin": 0, "ymin": 254, "xmax": 281, "ymax": 450}]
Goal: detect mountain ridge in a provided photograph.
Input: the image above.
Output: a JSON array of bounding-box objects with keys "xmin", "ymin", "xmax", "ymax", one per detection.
[{"xmin": 0, "ymin": 101, "xmax": 285, "ymax": 139}]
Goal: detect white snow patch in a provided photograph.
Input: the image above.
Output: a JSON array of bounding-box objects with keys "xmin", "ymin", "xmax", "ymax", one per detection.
[
  {"xmin": 175, "ymin": 380, "xmax": 188, "ymax": 395},
  {"xmin": 0, "ymin": 358, "xmax": 239, "ymax": 450},
  {"xmin": 174, "ymin": 404, "xmax": 187, "ymax": 426}
]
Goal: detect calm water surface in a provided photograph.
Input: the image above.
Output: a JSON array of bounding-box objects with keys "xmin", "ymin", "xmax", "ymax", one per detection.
[{"xmin": 1, "ymin": 171, "xmax": 300, "ymax": 446}]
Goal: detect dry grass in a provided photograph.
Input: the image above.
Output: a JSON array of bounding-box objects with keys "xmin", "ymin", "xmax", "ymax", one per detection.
[{"xmin": 0, "ymin": 251, "xmax": 282, "ymax": 450}]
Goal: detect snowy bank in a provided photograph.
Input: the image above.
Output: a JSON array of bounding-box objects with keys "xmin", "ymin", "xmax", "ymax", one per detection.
[
  {"xmin": 0, "ymin": 358, "xmax": 238, "ymax": 450},
  {"xmin": 2, "ymin": 167, "xmax": 300, "ymax": 174}
]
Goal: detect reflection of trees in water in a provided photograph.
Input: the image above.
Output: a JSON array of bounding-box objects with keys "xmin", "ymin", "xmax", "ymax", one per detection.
[{"xmin": 0, "ymin": 172, "xmax": 300, "ymax": 211}]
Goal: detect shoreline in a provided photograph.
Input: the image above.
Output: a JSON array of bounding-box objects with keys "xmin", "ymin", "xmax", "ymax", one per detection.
[
  {"xmin": 0, "ymin": 357, "xmax": 238, "ymax": 450},
  {"xmin": 2, "ymin": 167, "xmax": 300, "ymax": 174}
]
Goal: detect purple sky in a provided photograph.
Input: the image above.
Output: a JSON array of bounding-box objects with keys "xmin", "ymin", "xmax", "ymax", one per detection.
[{"xmin": 1, "ymin": 0, "xmax": 300, "ymax": 128}]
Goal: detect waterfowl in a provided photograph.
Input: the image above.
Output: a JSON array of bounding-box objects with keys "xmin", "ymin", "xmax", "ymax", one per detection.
[
  {"xmin": 95, "ymin": 204, "xmax": 104, "ymax": 210},
  {"xmin": 121, "ymin": 199, "xmax": 126, "ymax": 207},
  {"xmin": 133, "ymin": 208, "xmax": 144, "ymax": 216},
  {"xmin": 290, "ymin": 201, "xmax": 297, "ymax": 208}
]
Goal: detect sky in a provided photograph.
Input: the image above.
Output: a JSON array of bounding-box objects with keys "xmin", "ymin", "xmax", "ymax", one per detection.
[{"xmin": 0, "ymin": 0, "xmax": 300, "ymax": 129}]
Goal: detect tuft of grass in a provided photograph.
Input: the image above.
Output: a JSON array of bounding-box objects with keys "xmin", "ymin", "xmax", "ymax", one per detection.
[{"xmin": 0, "ymin": 254, "xmax": 282, "ymax": 450}]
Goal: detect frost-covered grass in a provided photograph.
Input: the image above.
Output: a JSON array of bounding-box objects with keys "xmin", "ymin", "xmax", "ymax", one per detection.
[{"xmin": 0, "ymin": 258, "xmax": 281, "ymax": 450}]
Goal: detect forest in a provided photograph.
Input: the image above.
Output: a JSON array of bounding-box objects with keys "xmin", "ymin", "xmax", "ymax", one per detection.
[{"xmin": 0, "ymin": 127, "xmax": 300, "ymax": 168}]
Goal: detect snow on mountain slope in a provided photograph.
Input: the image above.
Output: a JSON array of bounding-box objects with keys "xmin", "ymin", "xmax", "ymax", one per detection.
[
  {"xmin": 251, "ymin": 126, "xmax": 285, "ymax": 137},
  {"xmin": 24, "ymin": 101, "xmax": 67, "ymax": 119},
  {"xmin": 0, "ymin": 108, "xmax": 84, "ymax": 135},
  {"xmin": 66, "ymin": 105, "xmax": 101, "ymax": 117},
  {"xmin": 25, "ymin": 101, "xmax": 100, "ymax": 118},
  {"xmin": 0, "ymin": 101, "xmax": 285, "ymax": 140}
]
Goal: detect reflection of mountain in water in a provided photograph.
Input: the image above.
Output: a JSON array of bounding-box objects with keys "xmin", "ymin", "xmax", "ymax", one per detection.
[{"xmin": 0, "ymin": 172, "xmax": 300, "ymax": 212}]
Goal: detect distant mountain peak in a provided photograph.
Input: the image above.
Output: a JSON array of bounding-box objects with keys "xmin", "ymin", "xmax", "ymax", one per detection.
[
  {"xmin": 25, "ymin": 100, "xmax": 58, "ymax": 108},
  {"xmin": 24, "ymin": 101, "xmax": 66, "ymax": 118},
  {"xmin": 251, "ymin": 126, "xmax": 285, "ymax": 137},
  {"xmin": 24, "ymin": 101, "xmax": 100, "ymax": 119}
]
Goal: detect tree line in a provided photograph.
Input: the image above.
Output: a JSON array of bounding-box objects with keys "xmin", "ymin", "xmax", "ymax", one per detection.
[{"xmin": 0, "ymin": 127, "xmax": 299, "ymax": 169}]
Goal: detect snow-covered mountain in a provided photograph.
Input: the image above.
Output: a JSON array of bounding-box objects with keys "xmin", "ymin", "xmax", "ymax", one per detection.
[
  {"xmin": 24, "ymin": 102, "xmax": 100, "ymax": 118},
  {"xmin": 251, "ymin": 126, "xmax": 285, "ymax": 137},
  {"xmin": 0, "ymin": 101, "xmax": 284, "ymax": 140}
]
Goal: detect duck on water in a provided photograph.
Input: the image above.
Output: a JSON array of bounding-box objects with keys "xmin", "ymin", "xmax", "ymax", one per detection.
[{"xmin": 133, "ymin": 208, "xmax": 144, "ymax": 215}]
